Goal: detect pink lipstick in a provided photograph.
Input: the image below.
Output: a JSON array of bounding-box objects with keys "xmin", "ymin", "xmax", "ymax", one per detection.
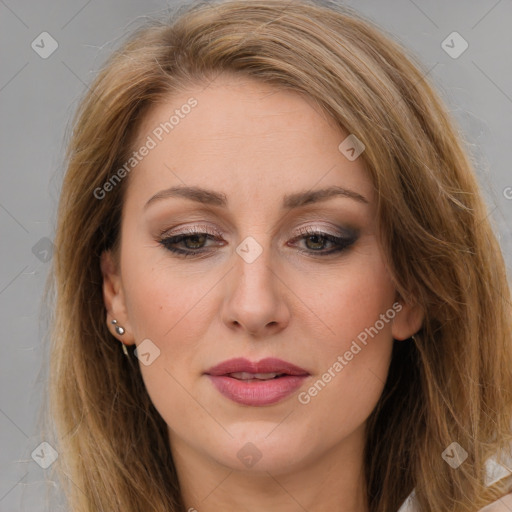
[{"xmin": 205, "ymin": 357, "xmax": 310, "ymax": 406}]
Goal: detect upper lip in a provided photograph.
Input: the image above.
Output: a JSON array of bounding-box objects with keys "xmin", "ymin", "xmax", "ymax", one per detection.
[{"xmin": 205, "ymin": 357, "xmax": 310, "ymax": 376}]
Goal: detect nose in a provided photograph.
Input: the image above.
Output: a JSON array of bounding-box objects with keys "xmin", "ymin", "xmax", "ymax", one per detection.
[{"xmin": 221, "ymin": 240, "xmax": 291, "ymax": 337}]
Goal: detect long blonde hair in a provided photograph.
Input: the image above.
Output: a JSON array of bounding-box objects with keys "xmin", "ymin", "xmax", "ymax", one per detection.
[{"xmin": 43, "ymin": 0, "xmax": 512, "ymax": 510}]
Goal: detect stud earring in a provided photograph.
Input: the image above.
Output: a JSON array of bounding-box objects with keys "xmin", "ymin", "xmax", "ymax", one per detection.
[
  {"xmin": 111, "ymin": 319, "xmax": 125, "ymax": 335},
  {"xmin": 111, "ymin": 319, "xmax": 129, "ymax": 357}
]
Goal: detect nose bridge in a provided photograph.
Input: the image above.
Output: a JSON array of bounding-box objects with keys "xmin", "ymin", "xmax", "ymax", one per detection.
[
  {"xmin": 233, "ymin": 233, "xmax": 277, "ymax": 302},
  {"xmin": 222, "ymin": 231, "xmax": 290, "ymax": 335}
]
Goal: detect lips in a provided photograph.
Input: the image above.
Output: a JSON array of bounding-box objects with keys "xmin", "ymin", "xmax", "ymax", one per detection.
[
  {"xmin": 205, "ymin": 357, "xmax": 310, "ymax": 406},
  {"xmin": 206, "ymin": 357, "xmax": 309, "ymax": 377}
]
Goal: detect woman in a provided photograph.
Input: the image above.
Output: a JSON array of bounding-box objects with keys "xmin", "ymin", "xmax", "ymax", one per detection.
[{"xmin": 43, "ymin": 0, "xmax": 512, "ymax": 510}]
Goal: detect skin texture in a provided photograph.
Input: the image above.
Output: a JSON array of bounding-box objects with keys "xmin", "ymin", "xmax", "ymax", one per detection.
[{"xmin": 101, "ymin": 74, "xmax": 423, "ymax": 512}]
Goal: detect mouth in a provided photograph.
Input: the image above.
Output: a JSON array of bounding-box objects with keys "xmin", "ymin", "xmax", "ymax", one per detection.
[
  {"xmin": 205, "ymin": 357, "xmax": 309, "ymax": 377},
  {"xmin": 225, "ymin": 371, "xmax": 289, "ymax": 381},
  {"xmin": 205, "ymin": 358, "xmax": 310, "ymax": 406}
]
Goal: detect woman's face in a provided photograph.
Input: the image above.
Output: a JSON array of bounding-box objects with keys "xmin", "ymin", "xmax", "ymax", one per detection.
[{"xmin": 101, "ymin": 74, "xmax": 420, "ymax": 477}]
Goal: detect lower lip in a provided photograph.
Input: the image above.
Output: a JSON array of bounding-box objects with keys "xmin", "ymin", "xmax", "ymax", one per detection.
[{"xmin": 207, "ymin": 375, "xmax": 308, "ymax": 406}]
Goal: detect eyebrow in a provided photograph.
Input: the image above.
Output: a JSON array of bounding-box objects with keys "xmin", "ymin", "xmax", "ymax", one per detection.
[{"xmin": 144, "ymin": 184, "xmax": 369, "ymax": 211}]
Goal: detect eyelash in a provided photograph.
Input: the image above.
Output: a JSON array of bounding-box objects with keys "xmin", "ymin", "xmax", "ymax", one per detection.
[{"xmin": 157, "ymin": 225, "xmax": 358, "ymax": 258}]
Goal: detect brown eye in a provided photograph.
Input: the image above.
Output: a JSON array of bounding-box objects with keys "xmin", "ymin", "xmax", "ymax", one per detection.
[
  {"xmin": 182, "ymin": 233, "xmax": 208, "ymax": 249},
  {"xmin": 292, "ymin": 226, "xmax": 359, "ymax": 256},
  {"xmin": 158, "ymin": 226, "xmax": 224, "ymax": 257},
  {"xmin": 304, "ymin": 233, "xmax": 328, "ymax": 251},
  {"xmin": 158, "ymin": 226, "xmax": 358, "ymax": 258}
]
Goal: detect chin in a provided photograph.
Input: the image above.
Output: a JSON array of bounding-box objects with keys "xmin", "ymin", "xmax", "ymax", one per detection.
[{"xmin": 209, "ymin": 430, "xmax": 313, "ymax": 474}]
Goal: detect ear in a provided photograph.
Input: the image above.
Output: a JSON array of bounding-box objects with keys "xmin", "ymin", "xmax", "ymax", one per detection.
[
  {"xmin": 100, "ymin": 249, "xmax": 135, "ymax": 345},
  {"xmin": 391, "ymin": 296, "xmax": 424, "ymax": 341}
]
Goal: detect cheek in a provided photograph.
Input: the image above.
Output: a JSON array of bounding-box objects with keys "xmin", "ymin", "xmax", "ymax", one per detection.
[
  {"xmin": 121, "ymin": 265, "xmax": 215, "ymax": 422},
  {"xmin": 119, "ymin": 243, "xmax": 227, "ymax": 402},
  {"xmin": 292, "ymin": 248, "xmax": 396, "ymax": 424},
  {"xmin": 124, "ymin": 270, "xmax": 208, "ymax": 340},
  {"xmin": 120, "ymin": 232, "xmax": 220, "ymax": 346},
  {"xmin": 295, "ymin": 245, "xmax": 396, "ymax": 351}
]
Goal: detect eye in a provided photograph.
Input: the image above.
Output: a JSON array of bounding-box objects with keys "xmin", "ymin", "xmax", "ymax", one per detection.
[
  {"xmin": 157, "ymin": 225, "xmax": 224, "ymax": 257},
  {"xmin": 290, "ymin": 225, "xmax": 358, "ymax": 256},
  {"xmin": 157, "ymin": 224, "xmax": 359, "ymax": 258}
]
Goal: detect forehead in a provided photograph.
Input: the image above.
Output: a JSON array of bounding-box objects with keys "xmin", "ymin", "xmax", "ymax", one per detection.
[{"xmin": 125, "ymin": 74, "xmax": 374, "ymax": 211}]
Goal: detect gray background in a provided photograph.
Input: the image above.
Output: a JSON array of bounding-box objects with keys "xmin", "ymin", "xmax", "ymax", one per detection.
[{"xmin": 1, "ymin": 0, "xmax": 511, "ymax": 510}]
